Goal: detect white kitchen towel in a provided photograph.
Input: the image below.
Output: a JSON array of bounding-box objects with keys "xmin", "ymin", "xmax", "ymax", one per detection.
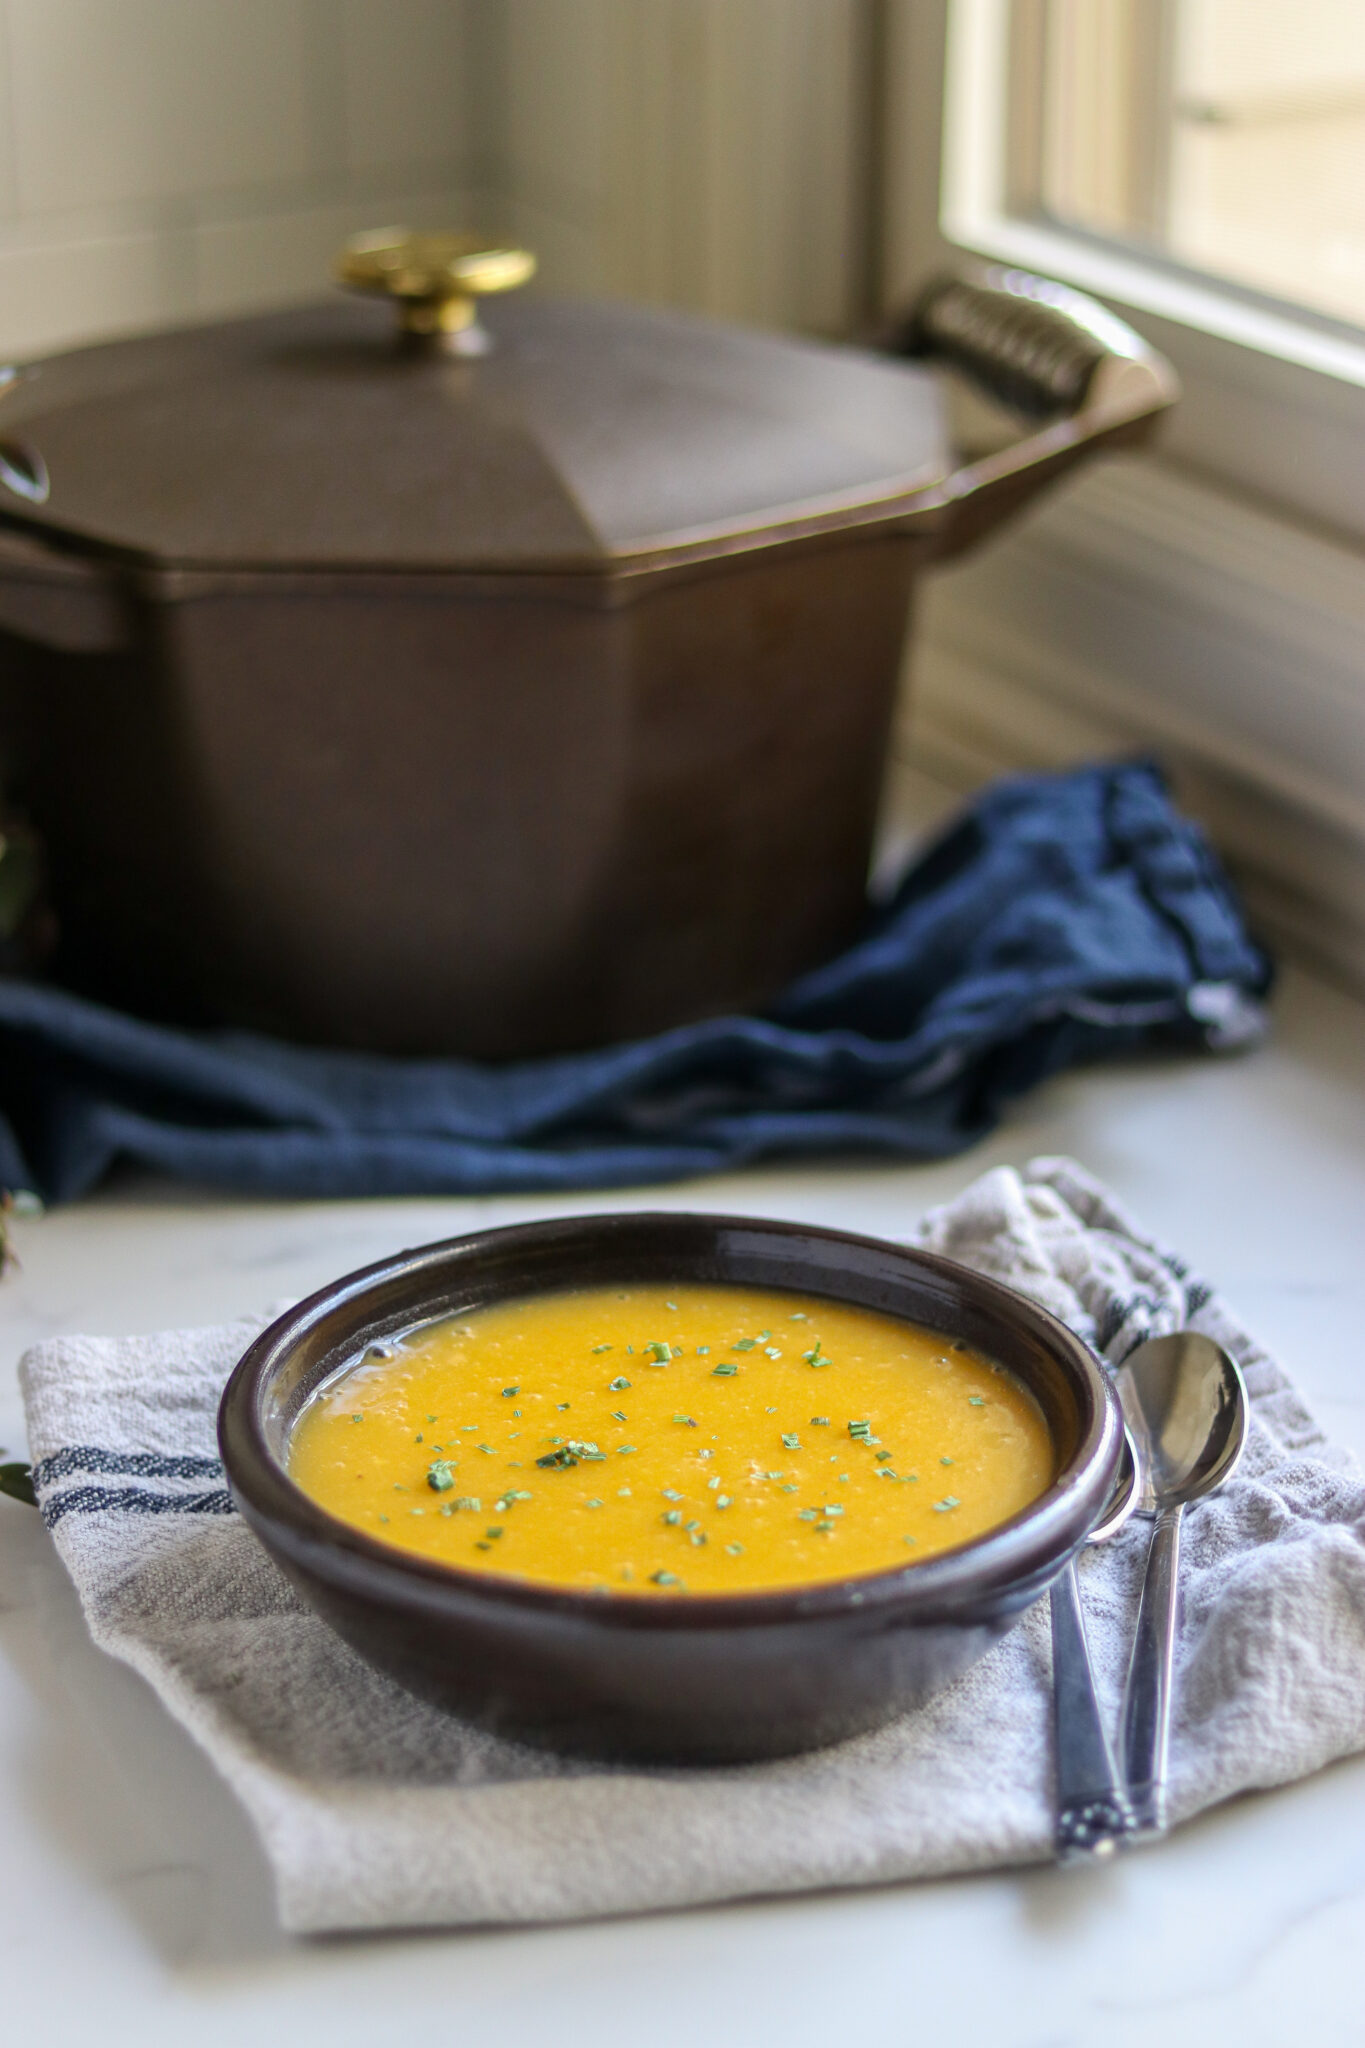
[{"xmin": 19, "ymin": 1158, "xmax": 1365, "ymax": 1933}]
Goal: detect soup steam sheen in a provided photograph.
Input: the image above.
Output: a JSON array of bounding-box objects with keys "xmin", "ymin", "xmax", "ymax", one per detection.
[{"xmin": 289, "ymin": 1284, "xmax": 1053, "ymax": 1594}]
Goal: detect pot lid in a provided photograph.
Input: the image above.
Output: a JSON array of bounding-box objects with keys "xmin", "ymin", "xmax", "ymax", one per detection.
[{"xmin": 0, "ymin": 232, "xmax": 950, "ymax": 576}]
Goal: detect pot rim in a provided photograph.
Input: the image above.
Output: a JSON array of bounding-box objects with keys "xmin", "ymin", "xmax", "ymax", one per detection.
[{"xmin": 218, "ymin": 1210, "xmax": 1122, "ymax": 1631}]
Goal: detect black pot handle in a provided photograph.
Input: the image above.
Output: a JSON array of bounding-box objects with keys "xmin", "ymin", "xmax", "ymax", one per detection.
[{"xmin": 885, "ymin": 267, "xmax": 1179, "ymax": 562}]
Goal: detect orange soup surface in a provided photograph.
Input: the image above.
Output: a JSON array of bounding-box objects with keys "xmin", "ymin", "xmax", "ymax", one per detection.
[{"xmin": 289, "ymin": 1284, "xmax": 1054, "ymax": 1594}]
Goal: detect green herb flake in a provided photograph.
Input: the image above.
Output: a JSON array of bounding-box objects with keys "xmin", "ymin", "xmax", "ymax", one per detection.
[
  {"xmin": 611, "ymin": 1409, "xmax": 627, "ymax": 1423},
  {"xmin": 696, "ymin": 1346, "xmax": 710, "ymax": 1356},
  {"xmin": 822, "ymin": 1503, "xmax": 845, "ymax": 1515},
  {"xmin": 732, "ymin": 1338, "xmax": 757, "ymax": 1352},
  {"xmin": 814, "ymin": 1521, "xmax": 835, "ymax": 1535},
  {"xmin": 662, "ymin": 1509, "xmax": 682, "ymax": 1526},
  {"xmin": 618, "ymin": 1485, "xmax": 632, "ymax": 1497},
  {"xmin": 478, "ymin": 1444, "xmax": 495, "ymax": 1455},
  {"xmin": 790, "ymin": 1313, "xmax": 809, "ymax": 1322},
  {"xmin": 474, "ymin": 1540, "xmax": 491, "ymax": 1552},
  {"xmin": 715, "ymin": 1494, "xmax": 731, "ymax": 1508},
  {"xmin": 904, "ymin": 1534, "xmax": 917, "ymax": 1546},
  {"xmin": 647, "ymin": 1341, "xmax": 671, "ymax": 1365},
  {"xmin": 968, "ymin": 1395, "xmax": 985, "ymax": 1407},
  {"xmin": 803, "ymin": 1342, "xmax": 828, "ymax": 1368},
  {"xmin": 725, "ymin": 1541, "xmax": 744, "ymax": 1556},
  {"xmin": 875, "ymin": 1449, "xmax": 894, "ymax": 1463},
  {"xmin": 706, "ymin": 1475, "xmax": 721, "ymax": 1490},
  {"xmin": 556, "ymin": 1402, "xmax": 571, "ymax": 1411},
  {"xmin": 662, "ymin": 1488, "xmax": 683, "ymax": 1501},
  {"xmin": 650, "ymin": 1570, "xmax": 682, "ymax": 1587},
  {"xmin": 781, "ymin": 1432, "xmax": 800, "ymax": 1450},
  {"xmin": 711, "ymin": 1362, "xmax": 738, "ymax": 1377},
  {"xmin": 673, "ymin": 1413, "xmax": 697, "ymax": 1427},
  {"xmin": 940, "ymin": 1456, "xmax": 954, "ymax": 1466},
  {"xmin": 688, "ymin": 1529, "xmax": 707, "ymax": 1547},
  {"xmin": 414, "ymin": 1433, "xmax": 423, "ymax": 1443},
  {"xmin": 351, "ymin": 1413, "xmax": 363, "ymax": 1423},
  {"xmin": 798, "ymin": 1508, "xmax": 818, "ymax": 1522},
  {"xmin": 764, "ymin": 1346, "xmax": 782, "ymax": 1359},
  {"xmin": 379, "ymin": 1513, "xmax": 389, "ymax": 1523},
  {"xmin": 537, "ymin": 1447, "xmax": 579, "ymax": 1469},
  {"xmin": 608, "ymin": 1376, "xmax": 631, "ymax": 1391},
  {"xmin": 585, "ymin": 1498, "xmax": 604, "ymax": 1509},
  {"xmin": 933, "ymin": 1496, "xmax": 961, "ymax": 1512},
  {"xmin": 501, "ymin": 1387, "xmax": 518, "ymax": 1398},
  {"xmin": 666, "ymin": 1301, "xmax": 680, "ymax": 1312},
  {"xmin": 410, "ymin": 1507, "xmax": 424, "ymax": 1516},
  {"xmin": 485, "ymin": 1526, "xmax": 504, "ymax": 1539},
  {"xmin": 566, "ymin": 1439, "xmax": 604, "ymax": 1460},
  {"xmin": 617, "ymin": 1445, "xmax": 637, "ymax": 1455},
  {"xmin": 781, "ymin": 1483, "xmax": 799, "ymax": 1494},
  {"xmin": 426, "ymin": 1458, "xmax": 457, "ymax": 1492},
  {"xmin": 591, "ymin": 1344, "xmax": 613, "ymax": 1354}
]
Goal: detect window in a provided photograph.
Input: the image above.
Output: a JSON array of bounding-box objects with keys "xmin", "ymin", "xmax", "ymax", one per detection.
[
  {"xmin": 880, "ymin": 0, "xmax": 1365, "ymax": 993},
  {"xmin": 918, "ymin": 0, "xmax": 1365, "ymax": 540}
]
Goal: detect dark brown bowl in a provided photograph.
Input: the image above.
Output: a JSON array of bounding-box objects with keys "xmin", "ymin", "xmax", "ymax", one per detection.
[{"xmin": 218, "ymin": 1211, "xmax": 1122, "ymax": 1764}]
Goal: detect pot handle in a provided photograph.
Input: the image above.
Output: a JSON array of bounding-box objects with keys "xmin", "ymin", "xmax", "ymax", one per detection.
[
  {"xmin": 887, "ymin": 268, "xmax": 1180, "ymax": 563},
  {"xmin": 0, "ymin": 524, "xmax": 126, "ymax": 652}
]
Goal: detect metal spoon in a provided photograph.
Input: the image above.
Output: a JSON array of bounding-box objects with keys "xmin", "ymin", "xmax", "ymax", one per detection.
[
  {"xmin": 1052, "ymin": 1424, "xmax": 1141, "ymax": 1862},
  {"xmin": 1118, "ymin": 1332, "xmax": 1248, "ymax": 1839}
]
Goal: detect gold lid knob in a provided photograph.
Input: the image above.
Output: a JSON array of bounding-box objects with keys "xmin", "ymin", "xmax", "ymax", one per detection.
[{"xmin": 336, "ymin": 229, "xmax": 536, "ymax": 355}]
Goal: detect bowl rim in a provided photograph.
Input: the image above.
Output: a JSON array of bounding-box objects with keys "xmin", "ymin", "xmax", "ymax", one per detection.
[{"xmin": 218, "ymin": 1209, "xmax": 1122, "ymax": 1628}]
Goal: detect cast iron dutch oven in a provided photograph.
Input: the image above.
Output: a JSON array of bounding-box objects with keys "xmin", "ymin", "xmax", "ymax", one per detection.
[
  {"xmin": 0, "ymin": 236, "xmax": 1176, "ymax": 1056},
  {"xmin": 218, "ymin": 1210, "xmax": 1124, "ymax": 1763}
]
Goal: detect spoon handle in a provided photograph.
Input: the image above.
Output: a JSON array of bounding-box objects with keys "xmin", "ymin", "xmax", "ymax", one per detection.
[
  {"xmin": 1121, "ymin": 1501, "xmax": 1183, "ymax": 1836},
  {"xmin": 1050, "ymin": 1557, "xmax": 1135, "ymax": 1861}
]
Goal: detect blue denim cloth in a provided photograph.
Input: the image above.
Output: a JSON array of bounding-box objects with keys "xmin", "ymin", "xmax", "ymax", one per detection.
[{"xmin": 0, "ymin": 762, "xmax": 1270, "ymax": 1205}]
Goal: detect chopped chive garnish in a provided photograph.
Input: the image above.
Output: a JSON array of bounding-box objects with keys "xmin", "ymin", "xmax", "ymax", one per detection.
[
  {"xmin": 696, "ymin": 1346, "xmax": 710, "ymax": 1356},
  {"xmin": 608, "ymin": 1376, "xmax": 631, "ymax": 1391},
  {"xmin": 933, "ymin": 1496, "xmax": 960, "ymax": 1512},
  {"xmin": 647, "ymin": 1341, "xmax": 671, "ymax": 1364},
  {"xmin": 617, "ymin": 1445, "xmax": 637, "ymax": 1455},
  {"xmin": 764, "ymin": 1347, "xmax": 782, "ymax": 1359},
  {"xmin": 673, "ymin": 1413, "xmax": 697, "ymax": 1427},
  {"xmin": 798, "ymin": 1508, "xmax": 817, "ymax": 1522},
  {"xmin": 706, "ymin": 1475, "xmax": 721, "ymax": 1490},
  {"xmin": 781, "ymin": 1483, "xmax": 799, "ymax": 1493},
  {"xmin": 725, "ymin": 1541, "xmax": 744, "ymax": 1556},
  {"xmin": 688, "ymin": 1529, "xmax": 707, "ymax": 1547},
  {"xmin": 662, "ymin": 1488, "xmax": 683, "ymax": 1501},
  {"xmin": 803, "ymin": 1342, "xmax": 828, "ymax": 1368},
  {"xmin": 875, "ymin": 1449, "xmax": 893, "ymax": 1463},
  {"xmin": 478, "ymin": 1444, "xmax": 494, "ymax": 1455},
  {"xmin": 781, "ymin": 1432, "xmax": 800, "ymax": 1450},
  {"xmin": 454, "ymin": 1496, "xmax": 480, "ymax": 1510},
  {"xmin": 351, "ymin": 1413, "xmax": 363, "ymax": 1423},
  {"xmin": 537, "ymin": 1447, "xmax": 578, "ymax": 1468},
  {"xmin": 904, "ymin": 1534, "xmax": 917, "ymax": 1545},
  {"xmin": 650, "ymin": 1570, "xmax": 682, "ymax": 1587},
  {"xmin": 968, "ymin": 1395, "xmax": 985, "ymax": 1407},
  {"xmin": 711, "ymin": 1362, "xmax": 738, "ymax": 1377},
  {"xmin": 474, "ymin": 1540, "xmax": 491, "ymax": 1552},
  {"xmin": 790, "ymin": 1313, "xmax": 809, "ymax": 1321},
  {"xmin": 485, "ymin": 1526, "xmax": 504, "ymax": 1539},
  {"xmin": 811, "ymin": 1417, "xmax": 830, "ymax": 1427},
  {"xmin": 662, "ymin": 1509, "xmax": 682, "ymax": 1526},
  {"xmin": 585, "ymin": 1498, "xmax": 603, "ymax": 1509},
  {"xmin": 379, "ymin": 1513, "xmax": 389, "ymax": 1523},
  {"xmin": 732, "ymin": 1338, "xmax": 757, "ymax": 1352},
  {"xmin": 618, "ymin": 1485, "xmax": 631, "ymax": 1497},
  {"xmin": 501, "ymin": 1387, "xmax": 518, "ymax": 1398},
  {"xmin": 426, "ymin": 1459, "xmax": 457, "ymax": 1492},
  {"xmin": 591, "ymin": 1344, "xmax": 613, "ymax": 1354},
  {"xmin": 715, "ymin": 1495, "xmax": 731, "ymax": 1508},
  {"xmin": 666, "ymin": 1301, "xmax": 679, "ymax": 1312},
  {"xmin": 556, "ymin": 1402, "xmax": 570, "ymax": 1411},
  {"xmin": 941, "ymin": 1456, "xmax": 954, "ymax": 1466},
  {"xmin": 822, "ymin": 1503, "xmax": 844, "ymax": 1515},
  {"xmin": 814, "ymin": 1521, "xmax": 835, "ymax": 1534},
  {"xmin": 414, "ymin": 1433, "xmax": 423, "ymax": 1443},
  {"xmin": 611, "ymin": 1409, "xmax": 627, "ymax": 1422}
]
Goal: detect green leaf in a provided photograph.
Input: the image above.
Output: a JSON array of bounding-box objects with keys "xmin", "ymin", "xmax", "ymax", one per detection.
[{"xmin": 0, "ymin": 1461, "xmax": 36, "ymax": 1507}]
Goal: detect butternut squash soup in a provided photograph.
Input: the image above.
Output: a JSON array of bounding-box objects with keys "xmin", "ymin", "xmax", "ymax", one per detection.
[{"xmin": 289, "ymin": 1284, "xmax": 1053, "ymax": 1594}]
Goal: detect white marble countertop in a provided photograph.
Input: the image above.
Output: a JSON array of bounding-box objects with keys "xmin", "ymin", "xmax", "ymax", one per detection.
[{"xmin": 2, "ymin": 955, "xmax": 1363, "ymax": 2047}]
